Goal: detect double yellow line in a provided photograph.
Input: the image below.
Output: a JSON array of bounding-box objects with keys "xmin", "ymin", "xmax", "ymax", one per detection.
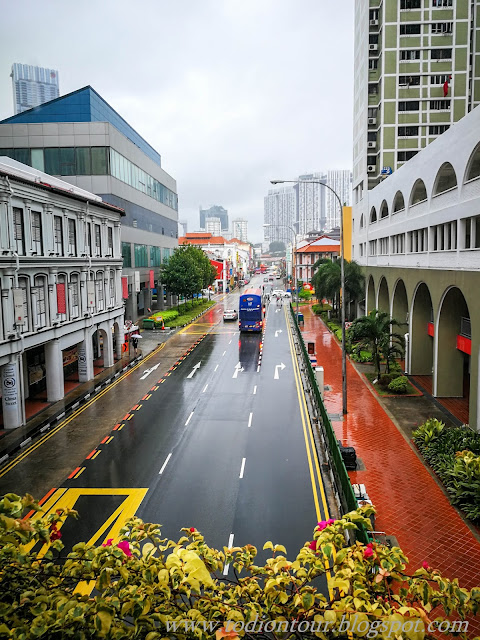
[{"xmin": 0, "ymin": 343, "xmax": 166, "ymax": 478}]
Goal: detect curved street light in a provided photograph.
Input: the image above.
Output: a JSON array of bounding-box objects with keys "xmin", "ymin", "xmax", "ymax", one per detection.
[{"xmin": 270, "ymin": 179, "xmax": 347, "ymax": 416}]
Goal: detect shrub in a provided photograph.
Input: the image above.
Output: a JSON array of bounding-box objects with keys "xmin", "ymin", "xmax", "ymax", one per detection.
[
  {"xmin": 312, "ymin": 302, "xmax": 332, "ymax": 315},
  {"xmin": 148, "ymin": 309, "xmax": 179, "ymax": 323},
  {"xmin": 298, "ymin": 289, "xmax": 313, "ymax": 300},
  {"xmin": 412, "ymin": 418, "xmax": 445, "ymax": 446},
  {"xmin": 378, "ymin": 372, "xmax": 402, "ymax": 388},
  {"xmin": 387, "ymin": 375, "xmax": 408, "ymax": 394},
  {"xmin": 445, "ymin": 450, "xmax": 480, "ymax": 521}
]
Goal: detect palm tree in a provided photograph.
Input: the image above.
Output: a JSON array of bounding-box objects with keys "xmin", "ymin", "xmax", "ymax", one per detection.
[
  {"xmin": 349, "ymin": 309, "xmax": 405, "ymax": 377},
  {"xmin": 311, "ymin": 259, "xmax": 365, "ymax": 319}
]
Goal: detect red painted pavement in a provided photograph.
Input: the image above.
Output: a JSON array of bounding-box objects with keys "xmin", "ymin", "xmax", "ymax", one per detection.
[{"xmin": 301, "ymin": 307, "xmax": 480, "ymax": 591}]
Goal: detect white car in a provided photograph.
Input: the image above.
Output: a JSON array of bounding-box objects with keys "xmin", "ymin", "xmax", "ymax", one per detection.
[{"xmin": 223, "ymin": 309, "xmax": 238, "ymax": 321}]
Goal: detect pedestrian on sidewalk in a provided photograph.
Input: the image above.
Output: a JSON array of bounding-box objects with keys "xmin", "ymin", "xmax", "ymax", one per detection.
[{"xmin": 131, "ymin": 336, "xmax": 138, "ymax": 355}]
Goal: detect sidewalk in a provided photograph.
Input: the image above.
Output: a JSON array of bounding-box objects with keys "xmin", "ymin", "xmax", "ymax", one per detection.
[{"xmin": 301, "ymin": 305, "xmax": 480, "ymax": 591}]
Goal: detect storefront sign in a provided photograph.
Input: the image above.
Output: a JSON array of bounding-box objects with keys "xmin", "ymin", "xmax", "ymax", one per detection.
[
  {"xmin": 56, "ymin": 283, "xmax": 66, "ymax": 314},
  {"xmin": 122, "ymin": 277, "xmax": 129, "ymax": 299},
  {"xmin": 62, "ymin": 347, "xmax": 78, "ymax": 367},
  {"xmin": 12, "ymin": 288, "xmax": 24, "ymax": 325},
  {"xmin": 2, "ymin": 363, "xmax": 18, "ymax": 410},
  {"xmin": 149, "ymin": 270, "xmax": 154, "ymax": 289},
  {"xmin": 134, "ymin": 271, "xmax": 140, "ymax": 293},
  {"xmin": 77, "ymin": 343, "xmax": 88, "ymax": 378},
  {"xmin": 87, "ymin": 280, "xmax": 95, "ymax": 308}
]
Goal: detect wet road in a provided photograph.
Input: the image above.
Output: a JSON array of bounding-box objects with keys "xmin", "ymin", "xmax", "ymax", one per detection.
[{"xmin": 0, "ymin": 278, "xmax": 331, "ymax": 564}]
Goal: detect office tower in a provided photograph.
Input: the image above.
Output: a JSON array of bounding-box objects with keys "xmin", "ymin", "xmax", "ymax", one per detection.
[
  {"xmin": 264, "ymin": 185, "xmax": 296, "ymax": 245},
  {"xmin": 232, "ymin": 218, "xmax": 248, "ymax": 242},
  {"xmin": 11, "ymin": 63, "xmax": 59, "ymax": 114},
  {"xmin": 179, "ymin": 220, "xmax": 188, "ymax": 236},
  {"xmin": 199, "ymin": 205, "xmax": 228, "ymax": 231},
  {"xmin": 326, "ymin": 170, "xmax": 352, "ymax": 228},
  {"xmin": 205, "ymin": 217, "xmax": 222, "ymax": 235},
  {"xmin": 353, "ymin": 0, "xmax": 480, "ymax": 201},
  {"xmin": 296, "ymin": 173, "xmax": 327, "ymax": 236}
]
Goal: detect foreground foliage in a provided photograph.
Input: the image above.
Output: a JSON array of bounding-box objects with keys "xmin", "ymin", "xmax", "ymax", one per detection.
[
  {"xmin": 413, "ymin": 418, "xmax": 480, "ymax": 522},
  {"xmin": 1, "ymin": 494, "xmax": 479, "ymax": 639}
]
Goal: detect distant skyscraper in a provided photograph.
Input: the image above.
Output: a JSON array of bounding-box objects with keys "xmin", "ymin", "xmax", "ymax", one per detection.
[
  {"xmin": 205, "ymin": 217, "xmax": 222, "ymax": 235},
  {"xmin": 326, "ymin": 170, "xmax": 352, "ymax": 229},
  {"xmin": 11, "ymin": 63, "xmax": 59, "ymax": 114},
  {"xmin": 179, "ymin": 220, "xmax": 188, "ymax": 237},
  {"xmin": 232, "ymin": 218, "xmax": 248, "ymax": 242},
  {"xmin": 264, "ymin": 185, "xmax": 296, "ymax": 245},
  {"xmin": 199, "ymin": 205, "xmax": 228, "ymax": 231},
  {"xmin": 296, "ymin": 173, "xmax": 327, "ymax": 236}
]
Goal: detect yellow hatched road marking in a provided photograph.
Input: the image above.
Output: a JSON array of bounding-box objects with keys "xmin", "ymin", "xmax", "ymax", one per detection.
[
  {"xmin": 106, "ymin": 436, "xmax": 113, "ymax": 444},
  {"xmin": 0, "ymin": 343, "xmax": 166, "ymax": 478},
  {"xmin": 92, "ymin": 450, "xmax": 101, "ymax": 459},
  {"xmin": 73, "ymin": 467, "xmax": 85, "ymax": 479},
  {"xmin": 127, "ymin": 414, "xmax": 134, "ymax": 420}
]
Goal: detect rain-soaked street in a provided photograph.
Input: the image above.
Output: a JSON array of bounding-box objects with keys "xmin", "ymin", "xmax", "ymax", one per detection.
[{"xmin": 0, "ymin": 279, "xmax": 332, "ymax": 565}]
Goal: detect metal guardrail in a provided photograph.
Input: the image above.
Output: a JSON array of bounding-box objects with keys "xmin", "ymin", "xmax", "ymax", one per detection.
[{"xmin": 290, "ymin": 305, "xmax": 369, "ymax": 544}]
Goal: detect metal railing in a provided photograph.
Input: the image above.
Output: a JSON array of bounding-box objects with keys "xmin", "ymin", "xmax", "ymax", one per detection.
[
  {"xmin": 460, "ymin": 316, "xmax": 471, "ymax": 339},
  {"xmin": 290, "ymin": 305, "xmax": 369, "ymax": 544}
]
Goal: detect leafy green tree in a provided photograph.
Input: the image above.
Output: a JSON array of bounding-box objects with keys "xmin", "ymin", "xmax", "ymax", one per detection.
[
  {"xmin": 311, "ymin": 259, "xmax": 365, "ymax": 320},
  {"xmin": 269, "ymin": 241, "xmax": 286, "ymax": 255},
  {"xmin": 160, "ymin": 245, "xmax": 215, "ymax": 309},
  {"xmin": 1, "ymin": 492, "xmax": 478, "ymax": 639},
  {"xmin": 349, "ymin": 309, "xmax": 405, "ymax": 377}
]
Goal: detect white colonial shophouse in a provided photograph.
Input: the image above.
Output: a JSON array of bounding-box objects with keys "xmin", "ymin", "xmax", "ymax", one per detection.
[{"xmin": 0, "ymin": 158, "xmax": 125, "ymax": 430}]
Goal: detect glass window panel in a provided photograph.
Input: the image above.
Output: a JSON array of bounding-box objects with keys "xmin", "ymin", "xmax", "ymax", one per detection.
[
  {"xmin": 31, "ymin": 149, "xmax": 45, "ymax": 171},
  {"xmin": 44, "ymin": 148, "xmax": 60, "ymax": 175},
  {"xmin": 14, "ymin": 148, "xmax": 30, "ymax": 165},
  {"xmin": 91, "ymin": 147, "xmax": 108, "ymax": 175},
  {"xmin": 75, "ymin": 148, "xmax": 91, "ymax": 175},
  {"xmin": 122, "ymin": 242, "xmax": 132, "ymax": 268},
  {"xmin": 59, "ymin": 148, "xmax": 75, "ymax": 175}
]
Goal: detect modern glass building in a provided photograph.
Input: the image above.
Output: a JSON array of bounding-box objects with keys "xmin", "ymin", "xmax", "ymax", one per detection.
[
  {"xmin": 11, "ymin": 63, "xmax": 59, "ymax": 115},
  {"xmin": 199, "ymin": 205, "xmax": 228, "ymax": 231},
  {"xmin": 0, "ymin": 86, "xmax": 178, "ymax": 320}
]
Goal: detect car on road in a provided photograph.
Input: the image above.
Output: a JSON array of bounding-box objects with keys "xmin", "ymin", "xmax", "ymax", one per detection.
[
  {"xmin": 223, "ymin": 309, "xmax": 238, "ymax": 321},
  {"xmin": 271, "ymin": 289, "xmax": 284, "ymax": 298},
  {"xmin": 263, "ymin": 277, "xmax": 269, "ymax": 282}
]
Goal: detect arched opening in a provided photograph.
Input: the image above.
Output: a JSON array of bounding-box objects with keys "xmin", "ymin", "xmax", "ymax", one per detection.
[
  {"xmin": 464, "ymin": 142, "xmax": 480, "ymax": 182},
  {"xmin": 433, "ymin": 162, "xmax": 457, "ymax": 195},
  {"xmin": 370, "ymin": 207, "xmax": 377, "ymax": 223},
  {"xmin": 435, "ymin": 287, "xmax": 470, "ymax": 424},
  {"xmin": 410, "ymin": 283, "xmax": 434, "ymax": 377},
  {"xmin": 92, "ymin": 328, "xmax": 109, "ymax": 373},
  {"xmin": 360, "ymin": 214, "xmax": 365, "ymax": 229},
  {"xmin": 410, "ymin": 179, "xmax": 427, "ymax": 206},
  {"xmin": 379, "ymin": 200, "xmax": 389, "ymax": 219},
  {"xmin": 377, "ymin": 277, "xmax": 389, "ymax": 314},
  {"xmin": 392, "ymin": 279, "xmax": 408, "ymax": 337},
  {"xmin": 392, "ymin": 191, "xmax": 405, "ymax": 213},
  {"xmin": 366, "ymin": 275, "xmax": 375, "ymax": 314}
]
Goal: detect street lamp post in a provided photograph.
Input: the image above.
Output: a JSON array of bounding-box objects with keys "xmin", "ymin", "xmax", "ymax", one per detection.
[
  {"xmin": 270, "ymin": 179, "xmax": 347, "ymax": 416},
  {"xmin": 263, "ymin": 223, "xmax": 299, "ymax": 321}
]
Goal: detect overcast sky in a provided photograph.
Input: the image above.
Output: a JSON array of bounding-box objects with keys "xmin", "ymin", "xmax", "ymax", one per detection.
[{"xmin": 0, "ymin": 0, "xmax": 354, "ymax": 243}]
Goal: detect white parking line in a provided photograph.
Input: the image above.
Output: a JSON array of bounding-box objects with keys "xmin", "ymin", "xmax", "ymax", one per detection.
[
  {"xmin": 229, "ymin": 339, "xmax": 232, "ymax": 344},
  {"xmin": 223, "ymin": 533, "xmax": 235, "ymax": 576},
  {"xmin": 248, "ymin": 412, "xmax": 253, "ymax": 428},
  {"xmin": 185, "ymin": 412, "xmax": 194, "ymax": 426},
  {"xmin": 239, "ymin": 458, "xmax": 246, "ymax": 478},
  {"xmin": 223, "ymin": 351, "xmax": 226, "ymax": 356},
  {"xmin": 202, "ymin": 384, "xmax": 208, "ymax": 393},
  {"xmin": 214, "ymin": 364, "xmax": 219, "ymax": 371},
  {"xmin": 159, "ymin": 453, "xmax": 172, "ymax": 475},
  {"xmin": 253, "ymin": 386, "xmax": 257, "ymax": 395}
]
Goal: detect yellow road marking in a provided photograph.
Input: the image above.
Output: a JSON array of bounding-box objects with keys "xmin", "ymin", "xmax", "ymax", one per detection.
[
  {"xmin": 92, "ymin": 450, "xmax": 101, "ymax": 459},
  {"xmin": 127, "ymin": 414, "xmax": 134, "ymax": 421},
  {"xmin": 106, "ymin": 436, "xmax": 113, "ymax": 444},
  {"xmin": 73, "ymin": 467, "xmax": 85, "ymax": 479},
  {"xmin": 0, "ymin": 343, "xmax": 166, "ymax": 478}
]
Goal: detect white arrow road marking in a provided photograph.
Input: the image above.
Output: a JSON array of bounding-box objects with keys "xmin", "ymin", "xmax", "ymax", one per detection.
[
  {"xmin": 232, "ymin": 362, "xmax": 244, "ymax": 378},
  {"xmin": 275, "ymin": 329, "xmax": 283, "ymax": 338},
  {"xmin": 159, "ymin": 453, "xmax": 172, "ymax": 474},
  {"xmin": 140, "ymin": 363, "xmax": 160, "ymax": 380},
  {"xmin": 239, "ymin": 458, "xmax": 246, "ymax": 478},
  {"xmin": 274, "ymin": 362, "xmax": 286, "ymax": 379},
  {"xmin": 185, "ymin": 411, "xmax": 194, "ymax": 426},
  {"xmin": 223, "ymin": 533, "xmax": 235, "ymax": 576},
  {"xmin": 275, "ymin": 308, "xmax": 282, "ymax": 313},
  {"xmin": 186, "ymin": 362, "xmax": 201, "ymax": 379},
  {"xmin": 248, "ymin": 412, "xmax": 253, "ymax": 428}
]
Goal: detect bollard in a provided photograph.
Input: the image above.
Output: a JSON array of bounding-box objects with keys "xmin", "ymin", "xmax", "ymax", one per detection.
[{"xmin": 315, "ymin": 366, "xmax": 325, "ymax": 400}]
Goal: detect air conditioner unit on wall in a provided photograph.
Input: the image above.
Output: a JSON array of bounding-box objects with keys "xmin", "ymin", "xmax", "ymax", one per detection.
[
  {"xmin": 367, "ymin": 141, "xmax": 376, "ymax": 148},
  {"xmin": 369, "ymin": 44, "xmax": 378, "ymax": 51},
  {"xmin": 370, "ymin": 19, "xmax": 378, "ymax": 25},
  {"xmin": 367, "ymin": 165, "xmax": 376, "ymax": 173},
  {"xmin": 368, "ymin": 117, "xmax": 377, "ymax": 125}
]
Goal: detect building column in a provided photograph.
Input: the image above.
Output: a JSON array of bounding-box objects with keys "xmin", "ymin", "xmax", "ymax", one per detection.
[
  {"xmin": 48, "ymin": 269, "xmax": 58, "ymax": 325},
  {"xmin": 0, "ymin": 192, "xmax": 11, "ymax": 251},
  {"xmin": 103, "ymin": 325, "xmax": 115, "ymax": 368},
  {"xmin": 144, "ymin": 287, "xmax": 152, "ymax": 313},
  {"xmin": 45, "ymin": 339, "xmax": 64, "ymax": 402},
  {"xmin": 157, "ymin": 284, "xmax": 165, "ymax": 310},
  {"xmin": 1, "ymin": 359, "xmax": 22, "ymax": 429},
  {"xmin": 115, "ymin": 267, "xmax": 123, "ymax": 307},
  {"xmin": 114, "ymin": 317, "xmax": 123, "ymax": 360},
  {"xmin": 1, "ymin": 276, "xmax": 14, "ymax": 336},
  {"xmin": 80, "ymin": 268, "xmax": 88, "ymax": 316},
  {"xmin": 77, "ymin": 335, "xmax": 94, "ymax": 382}
]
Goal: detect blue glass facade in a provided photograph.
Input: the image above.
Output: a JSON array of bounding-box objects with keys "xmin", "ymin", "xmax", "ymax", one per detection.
[{"xmin": 0, "ymin": 86, "xmax": 162, "ymax": 167}]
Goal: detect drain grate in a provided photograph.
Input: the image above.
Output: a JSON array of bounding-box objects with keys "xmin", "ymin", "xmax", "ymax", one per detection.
[
  {"xmin": 324, "ymin": 385, "xmax": 331, "ymax": 391},
  {"xmin": 328, "ymin": 413, "xmax": 343, "ymax": 422}
]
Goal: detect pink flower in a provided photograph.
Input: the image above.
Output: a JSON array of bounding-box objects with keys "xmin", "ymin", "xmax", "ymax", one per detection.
[
  {"xmin": 308, "ymin": 540, "xmax": 317, "ymax": 551},
  {"xmin": 49, "ymin": 525, "xmax": 62, "ymax": 542},
  {"xmin": 102, "ymin": 538, "xmax": 113, "ymax": 547},
  {"xmin": 367, "ymin": 542, "xmax": 374, "ymax": 549},
  {"xmin": 117, "ymin": 540, "xmax": 132, "ymax": 557},
  {"xmin": 422, "ymin": 561, "xmax": 430, "ymax": 570},
  {"xmin": 364, "ymin": 547, "xmax": 374, "ymax": 558},
  {"xmin": 317, "ymin": 521, "xmax": 328, "ymax": 531}
]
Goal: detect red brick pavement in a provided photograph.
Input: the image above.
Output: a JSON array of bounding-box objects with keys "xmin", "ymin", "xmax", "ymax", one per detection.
[{"xmin": 301, "ymin": 307, "xmax": 480, "ymax": 591}]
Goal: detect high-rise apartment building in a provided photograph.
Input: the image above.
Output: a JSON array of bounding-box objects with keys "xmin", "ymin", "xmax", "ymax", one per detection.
[
  {"xmin": 326, "ymin": 170, "xmax": 352, "ymax": 228},
  {"xmin": 353, "ymin": 0, "xmax": 480, "ymax": 202},
  {"xmin": 296, "ymin": 173, "xmax": 327, "ymax": 236},
  {"xmin": 11, "ymin": 63, "xmax": 59, "ymax": 115},
  {"xmin": 199, "ymin": 205, "xmax": 228, "ymax": 231},
  {"xmin": 232, "ymin": 218, "xmax": 248, "ymax": 242},
  {"xmin": 264, "ymin": 185, "xmax": 297, "ymax": 245},
  {"xmin": 205, "ymin": 217, "xmax": 222, "ymax": 235}
]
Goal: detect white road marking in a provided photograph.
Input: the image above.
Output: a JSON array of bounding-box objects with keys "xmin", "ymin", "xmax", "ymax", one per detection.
[
  {"xmin": 229, "ymin": 339, "xmax": 232, "ymax": 344},
  {"xmin": 185, "ymin": 412, "xmax": 194, "ymax": 426},
  {"xmin": 202, "ymin": 384, "xmax": 208, "ymax": 393},
  {"xmin": 257, "ymin": 365, "xmax": 260, "ymax": 372},
  {"xmin": 222, "ymin": 351, "xmax": 226, "ymax": 356},
  {"xmin": 274, "ymin": 362, "xmax": 286, "ymax": 379},
  {"xmin": 214, "ymin": 364, "xmax": 219, "ymax": 371},
  {"xmin": 239, "ymin": 458, "xmax": 246, "ymax": 478},
  {"xmin": 159, "ymin": 453, "xmax": 172, "ymax": 474},
  {"xmin": 140, "ymin": 363, "xmax": 160, "ymax": 380},
  {"xmin": 275, "ymin": 329, "xmax": 283, "ymax": 338},
  {"xmin": 187, "ymin": 362, "xmax": 201, "ymax": 379},
  {"xmin": 223, "ymin": 533, "xmax": 235, "ymax": 576},
  {"xmin": 253, "ymin": 385, "xmax": 257, "ymax": 395},
  {"xmin": 248, "ymin": 412, "xmax": 253, "ymax": 427},
  {"xmin": 232, "ymin": 362, "xmax": 244, "ymax": 378}
]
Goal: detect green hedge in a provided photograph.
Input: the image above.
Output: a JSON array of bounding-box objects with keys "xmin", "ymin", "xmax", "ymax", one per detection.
[
  {"xmin": 413, "ymin": 419, "xmax": 480, "ymax": 522},
  {"xmin": 312, "ymin": 302, "xmax": 332, "ymax": 314}
]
